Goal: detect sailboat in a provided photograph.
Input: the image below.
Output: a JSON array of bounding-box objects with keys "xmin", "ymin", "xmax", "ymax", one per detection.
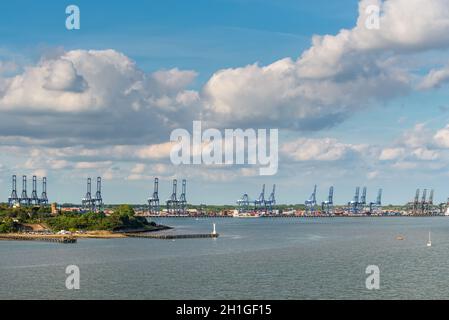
[{"xmin": 427, "ymin": 231, "xmax": 432, "ymax": 247}]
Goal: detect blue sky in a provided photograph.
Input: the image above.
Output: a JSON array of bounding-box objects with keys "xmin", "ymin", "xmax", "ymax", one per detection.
[{"xmin": 1, "ymin": 0, "xmax": 449, "ymax": 205}]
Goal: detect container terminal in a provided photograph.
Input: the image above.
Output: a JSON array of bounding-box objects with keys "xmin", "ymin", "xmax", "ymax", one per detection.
[{"xmin": 3, "ymin": 175, "xmax": 449, "ymax": 218}]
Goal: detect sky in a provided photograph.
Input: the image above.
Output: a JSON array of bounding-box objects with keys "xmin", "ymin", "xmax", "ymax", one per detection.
[{"xmin": 1, "ymin": 0, "xmax": 449, "ymax": 205}]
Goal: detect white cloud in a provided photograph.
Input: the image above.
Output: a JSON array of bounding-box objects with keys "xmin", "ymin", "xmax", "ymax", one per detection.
[
  {"xmin": 420, "ymin": 64, "xmax": 449, "ymax": 89},
  {"xmin": 379, "ymin": 147, "xmax": 405, "ymax": 160},
  {"xmin": 392, "ymin": 161, "xmax": 418, "ymax": 170},
  {"xmin": 281, "ymin": 137, "xmax": 364, "ymax": 161},
  {"xmin": 74, "ymin": 161, "xmax": 112, "ymax": 170},
  {"xmin": 367, "ymin": 171, "xmax": 379, "ymax": 179},
  {"xmin": 434, "ymin": 125, "xmax": 449, "ymax": 148},
  {"xmin": 412, "ymin": 148, "xmax": 439, "ymax": 160},
  {"xmin": 202, "ymin": 0, "xmax": 449, "ymax": 129},
  {"xmin": 0, "ymin": 49, "xmax": 199, "ymax": 147},
  {"xmin": 131, "ymin": 163, "xmax": 146, "ymax": 174}
]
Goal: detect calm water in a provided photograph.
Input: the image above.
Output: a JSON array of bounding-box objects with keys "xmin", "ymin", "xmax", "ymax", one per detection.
[{"xmin": 1, "ymin": 217, "xmax": 449, "ymax": 300}]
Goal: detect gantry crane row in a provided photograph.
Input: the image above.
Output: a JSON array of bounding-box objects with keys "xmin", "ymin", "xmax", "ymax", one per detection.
[{"xmin": 8, "ymin": 175, "xmax": 48, "ymax": 207}]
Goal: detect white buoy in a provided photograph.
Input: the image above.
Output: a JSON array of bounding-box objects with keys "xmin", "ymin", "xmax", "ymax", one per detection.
[{"xmin": 212, "ymin": 223, "xmax": 217, "ymax": 235}]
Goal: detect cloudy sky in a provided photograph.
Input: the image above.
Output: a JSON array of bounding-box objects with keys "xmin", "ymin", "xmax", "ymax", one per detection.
[{"xmin": 1, "ymin": 0, "xmax": 449, "ymax": 205}]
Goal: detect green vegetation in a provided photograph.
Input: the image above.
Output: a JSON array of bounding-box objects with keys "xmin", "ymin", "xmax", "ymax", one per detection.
[
  {"xmin": 0, "ymin": 217, "xmax": 17, "ymax": 233},
  {"xmin": 0, "ymin": 204, "xmax": 159, "ymax": 233}
]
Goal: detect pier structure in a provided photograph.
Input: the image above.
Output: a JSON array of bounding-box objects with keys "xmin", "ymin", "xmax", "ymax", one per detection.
[{"xmin": 0, "ymin": 234, "xmax": 76, "ymax": 243}]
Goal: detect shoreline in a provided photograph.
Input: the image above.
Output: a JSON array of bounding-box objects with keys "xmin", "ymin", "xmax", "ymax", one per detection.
[
  {"xmin": 144, "ymin": 215, "xmax": 447, "ymax": 218},
  {"xmin": 0, "ymin": 225, "xmax": 173, "ymax": 241}
]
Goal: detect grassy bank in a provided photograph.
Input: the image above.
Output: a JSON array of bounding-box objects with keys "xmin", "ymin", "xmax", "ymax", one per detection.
[{"xmin": 0, "ymin": 204, "xmax": 170, "ymax": 235}]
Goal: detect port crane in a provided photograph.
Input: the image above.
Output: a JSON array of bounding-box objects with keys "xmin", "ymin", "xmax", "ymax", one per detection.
[
  {"xmin": 95, "ymin": 177, "xmax": 103, "ymax": 211},
  {"xmin": 40, "ymin": 177, "xmax": 48, "ymax": 205},
  {"xmin": 348, "ymin": 187, "xmax": 360, "ymax": 214},
  {"xmin": 8, "ymin": 175, "xmax": 19, "ymax": 207},
  {"xmin": 266, "ymin": 184, "xmax": 276, "ymax": 213},
  {"xmin": 305, "ymin": 185, "xmax": 317, "ymax": 214},
  {"xmin": 254, "ymin": 184, "xmax": 267, "ymax": 212},
  {"xmin": 20, "ymin": 175, "xmax": 30, "ymax": 206},
  {"xmin": 321, "ymin": 186, "xmax": 334, "ymax": 215},
  {"xmin": 148, "ymin": 177, "xmax": 160, "ymax": 214},
  {"xmin": 369, "ymin": 188, "xmax": 382, "ymax": 214},
  {"xmin": 166, "ymin": 179, "xmax": 179, "ymax": 214},
  {"xmin": 179, "ymin": 179, "xmax": 187, "ymax": 214},
  {"xmin": 237, "ymin": 193, "xmax": 250, "ymax": 212},
  {"xmin": 30, "ymin": 176, "xmax": 40, "ymax": 205}
]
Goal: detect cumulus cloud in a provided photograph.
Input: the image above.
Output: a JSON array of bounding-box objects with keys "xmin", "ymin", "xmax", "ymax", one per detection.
[
  {"xmin": 202, "ymin": 0, "xmax": 449, "ymax": 129},
  {"xmin": 0, "ymin": 0, "xmax": 448, "ymax": 147},
  {"xmin": 420, "ymin": 64, "xmax": 449, "ymax": 89},
  {"xmin": 379, "ymin": 147, "xmax": 405, "ymax": 160},
  {"xmin": 1, "ymin": 0, "xmax": 449, "ymax": 189},
  {"xmin": 434, "ymin": 125, "xmax": 449, "ymax": 148},
  {"xmin": 0, "ymin": 49, "xmax": 199, "ymax": 146},
  {"xmin": 281, "ymin": 137, "xmax": 365, "ymax": 161}
]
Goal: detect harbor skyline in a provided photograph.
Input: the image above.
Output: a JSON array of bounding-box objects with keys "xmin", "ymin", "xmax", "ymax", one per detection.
[
  {"xmin": 3, "ymin": 0, "xmax": 449, "ymax": 305},
  {"xmin": 1, "ymin": 1, "xmax": 449, "ymax": 204}
]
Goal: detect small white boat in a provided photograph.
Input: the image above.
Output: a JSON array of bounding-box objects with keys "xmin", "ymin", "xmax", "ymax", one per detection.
[{"xmin": 427, "ymin": 231, "xmax": 432, "ymax": 247}]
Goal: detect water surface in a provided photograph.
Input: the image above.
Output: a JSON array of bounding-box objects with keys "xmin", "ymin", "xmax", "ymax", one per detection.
[{"xmin": 1, "ymin": 217, "xmax": 447, "ymax": 299}]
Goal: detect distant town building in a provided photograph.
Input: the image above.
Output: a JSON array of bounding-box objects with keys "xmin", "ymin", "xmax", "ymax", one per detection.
[{"xmin": 51, "ymin": 203, "xmax": 58, "ymax": 216}]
